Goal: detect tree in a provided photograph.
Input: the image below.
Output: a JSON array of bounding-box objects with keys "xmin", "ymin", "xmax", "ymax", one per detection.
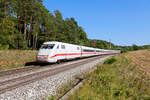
[
  {"xmin": 132, "ymin": 44, "xmax": 139, "ymax": 51},
  {"xmin": 0, "ymin": 17, "xmax": 17, "ymax": 49}
]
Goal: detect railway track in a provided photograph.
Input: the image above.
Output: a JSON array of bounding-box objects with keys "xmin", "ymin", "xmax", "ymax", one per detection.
[
  {"xmin": 0, "ymin": 56, "xmax": 101, "ymax": 77},
  {"xmin": 0, "ymin": 63, "xmax": 53, "ymax": 77},
  {"xmin": 0, "ymin": 55, "xmax": 108, "ymax": 94}
]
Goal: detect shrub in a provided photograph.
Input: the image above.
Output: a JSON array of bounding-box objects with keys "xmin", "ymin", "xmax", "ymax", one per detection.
[
  {"xmin": 104, "ymin": 57, "xmax": 117, "ymax": 64},
  {"xmin": 49, "ymin": 96, "xmax": 54, "ymax": 100},
  {"xmin": 121, "ymin": 49, "xmax": 128, "ymax": 53},
  {"xmin": 0, "ymin": 44, "xmax": 9, "ymax": 50}
]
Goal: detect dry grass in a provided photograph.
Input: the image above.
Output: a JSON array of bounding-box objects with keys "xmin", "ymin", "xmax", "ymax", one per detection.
[
  {"xmin": 125, "ymin": 50, "xmax": 150, "ymax": 74},
  {"xmin": 0, "ymin": 50, "xmax": 38, "ymax": 71}
]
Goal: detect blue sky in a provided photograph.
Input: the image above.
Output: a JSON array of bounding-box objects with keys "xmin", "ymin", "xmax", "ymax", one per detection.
[{"xmin": 43, "ymin": 0, "xmax": 150, "ymax": 46}]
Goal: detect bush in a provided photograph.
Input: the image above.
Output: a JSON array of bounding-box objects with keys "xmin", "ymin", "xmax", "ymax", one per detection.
[
  {"xmin": 0, "ymin": 44, "xmax": 9, "ymax": 50},
  {"xmin": 104, "ymin": 57, "xmax": 117, "ymax": 64},
  {"xmin": 121, "ymin": 49, "xmax": 128, "ymax": 53},
  {"xmin": 0, "ymin": 44, "xmax": 2, "ymax": 50},
  {"xmin": 49, "ymin": 96, "xmax": 54, "ymax": 100}
]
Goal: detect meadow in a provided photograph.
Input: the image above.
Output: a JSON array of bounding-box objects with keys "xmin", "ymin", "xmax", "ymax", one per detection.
[
  {"xmin": 0, "ymin": 50, "xmax": 37, "ymax": 71},
  {"xmin": 66, "ymin": 50, "xmax": 150, "ymax": 100}
]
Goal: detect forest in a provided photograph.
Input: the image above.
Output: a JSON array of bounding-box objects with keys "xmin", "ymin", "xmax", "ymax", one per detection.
[{"xmin": 0, "ymin": 0, "xmax": 149, "ymax": 52}]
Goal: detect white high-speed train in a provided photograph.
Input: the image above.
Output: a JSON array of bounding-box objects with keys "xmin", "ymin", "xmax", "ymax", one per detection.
[{"xmin": 36, "ymin": 41, "xmax": 120, "ymax": 63}]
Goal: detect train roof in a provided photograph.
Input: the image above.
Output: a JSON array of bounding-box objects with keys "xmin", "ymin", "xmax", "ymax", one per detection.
[
  {"xmin": 42, "ymin": 41, "xmax": 120, "ymax": 51},
  {"xmin": 43, "ymin": 41, "xmax": 61, "ymax": 44}
]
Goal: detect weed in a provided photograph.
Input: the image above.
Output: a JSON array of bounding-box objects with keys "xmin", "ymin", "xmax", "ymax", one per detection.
[
  {"xmin": 104, "ymin": 57, "xmax": 117, "ymax": 64},
  {"xmin": 49, "ymin": 95, "xmax": 54, "ymax": 100}
]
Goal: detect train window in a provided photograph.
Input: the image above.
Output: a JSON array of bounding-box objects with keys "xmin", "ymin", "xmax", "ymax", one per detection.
[
  {"xmin": 83, "ymin": 49, "xmax": 95, "ymax": 52},
  {"xmin": 40, "ymin": 44, "xmax": 55, "ymax": 49},
  {"xmin": 77, "ymin": 47, "xmax": 79, "ymax": 50},
  {"xmin": 57, "ymin": 45, "xmax": 59, "ymax": 49},
  {"xmin": 96, "ymin": 50, "xmax": 102, "ymax": 52},
  {"xmin": 61, "ymin": 45, "xmax": 65, "ymax": 49}
]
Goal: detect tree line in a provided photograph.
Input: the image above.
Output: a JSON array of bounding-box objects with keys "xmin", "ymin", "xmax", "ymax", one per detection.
[
  {"xmin": 0, "ymin": 0, "xmax": 149, "ymax": 52},
  {"xmin": 0, "ymin": 0, "xmax": 90, "ymax": 49},
  {"xmin": 117, "ymin": 44, "xmax": 150, "ymax": 53}
]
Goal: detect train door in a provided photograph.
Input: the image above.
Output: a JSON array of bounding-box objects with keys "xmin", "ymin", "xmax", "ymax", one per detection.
[
  {"xmin": 54, "ymin": 44, "xmax": 62, "ymax": 61},
  {"xmin": 61, "ymin": 44, "xmax": 66, "ymax": 60},
  {"xmin": 55, "ymin": 44, "xmax": 67, "ymax": 60},
  {"xmin": 80, "ymin": 46, "xmax": 82, "ymax": 57},
  {"xmin": 66, "ymin": 44, "xmax": 71, "ymax": 60}
]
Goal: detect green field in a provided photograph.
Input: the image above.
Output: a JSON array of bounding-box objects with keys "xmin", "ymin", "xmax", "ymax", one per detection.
[
  {"xmin": 66, "ymin": 50, "xmax": 150, "ymax": 100},
  {"xmin": 0, "ymin": 50, "xmax": 37, "ymax": 71}
]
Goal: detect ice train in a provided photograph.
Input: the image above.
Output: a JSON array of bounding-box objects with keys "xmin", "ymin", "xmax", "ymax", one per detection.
[{"xmin": 36, "ymin": 41, "xmax": 120, "ymax": 63}]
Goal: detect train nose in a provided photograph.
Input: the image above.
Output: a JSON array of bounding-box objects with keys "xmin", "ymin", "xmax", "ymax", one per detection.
[
  {"xmin": 38, "ymin": 49, "xmax": 51, "ymax": 55},
  {"xmin": 37, "ymin": 49, "xmax": 52, "ymax": 59},
  {"xmin": 36, "ymin": 49, "xmax": 56, "ymax": 63}
]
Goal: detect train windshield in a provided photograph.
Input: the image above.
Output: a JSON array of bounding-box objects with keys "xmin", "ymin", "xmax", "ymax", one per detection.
[{"xmin": 40, "ymin": 44, "xmax": 55, "ymax": 49}]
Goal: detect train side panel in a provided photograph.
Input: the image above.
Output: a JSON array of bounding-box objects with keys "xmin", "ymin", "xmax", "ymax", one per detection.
[
  {"xmin": 49, "ymin": 42, "xmax": 82, "ymax": 62},
  {"xmin": 81, "ymin": 46, "xmax": 96, "ymax": 57},
  {"xmin": 65, "ymin": 44, "xmax": 81, "ymax": 60}
]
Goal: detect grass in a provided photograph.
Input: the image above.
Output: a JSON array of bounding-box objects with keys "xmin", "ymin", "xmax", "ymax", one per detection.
[
  {"xmin": 67, "ymin": 52, "xmax": 150, "ymax": 100},
  {"xmin": 56, "ymin": 80, "xmax": 76, "ymax": 99},
  {"xmin": 104, "ymin": 57, "xmax": 117, "ymax": 64},
  {"xmin": 0, "ymin": 50, "xmax": 37, "ymax": 71}
]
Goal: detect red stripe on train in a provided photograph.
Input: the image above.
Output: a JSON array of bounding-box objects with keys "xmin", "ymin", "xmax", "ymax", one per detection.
[{"xmin": 37, "ymin": 52, "xmax": 105, "ymax": 59}]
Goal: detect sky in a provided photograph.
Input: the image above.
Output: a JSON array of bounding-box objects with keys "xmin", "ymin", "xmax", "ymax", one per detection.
[{"xmin": 43, "ymin": 0, "xmax": 150, "ymax": 46}]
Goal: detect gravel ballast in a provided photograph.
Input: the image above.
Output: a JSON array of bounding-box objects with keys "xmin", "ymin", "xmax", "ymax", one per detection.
[{"xmin": 0, "ymin": 56, "xmax": 110, "ymax": 100}]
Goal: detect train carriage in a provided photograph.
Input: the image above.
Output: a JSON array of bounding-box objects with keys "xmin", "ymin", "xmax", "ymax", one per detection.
[
  {"xmin": 81, "ymin": 46, "xmax": 96, "ymax": 57},
  {"xmin": 36, "ymin": 41, "xmax": 120, "ymax": 63}
]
